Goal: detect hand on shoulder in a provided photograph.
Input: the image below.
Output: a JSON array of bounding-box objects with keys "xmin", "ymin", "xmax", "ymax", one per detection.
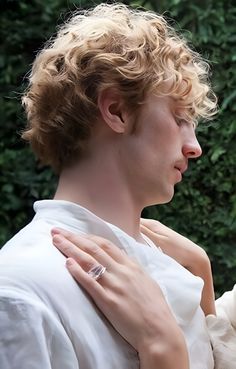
[
  {"xmin": 140, "ymin": 218, "xmax": 216, "ymax": 315},
  {"xmin": 52, "ymin": 227, "xmax": 189, "ymax": 369},
  {"xmin": 140, "ymin": 218, "xmax": 208, "ymax": 270}
]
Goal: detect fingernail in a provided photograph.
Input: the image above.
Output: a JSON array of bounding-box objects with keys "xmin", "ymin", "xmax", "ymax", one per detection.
[{"xmin": 51, "ymin": 228, "xmax": 62, "ymax": 236}]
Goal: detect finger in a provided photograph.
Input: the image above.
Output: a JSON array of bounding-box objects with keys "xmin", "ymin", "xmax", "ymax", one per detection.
[
  {"xmin": 52, "ymin": 233, "xmax": 117, "ymax": 272},
  {"xmin": 141, "ymin": 218, "xmax": 176, "ymax": 237},
  {"xmin": 52, "ymin": 228, "xmax": 110, "ymax": 261},
  {"xmin": 53, "ymin": 234, "xmax": 101, "ymax": 271},
  {"xmin": 52, "ymin": 228, "xmax": 127, "ymax": 265},
  {"xmin": 66, "ymin": 257, "xmax": 109, "ymax": 306},
  {"xmin": 141, "ymin": 218, "xmax": 168, "ymax": 233},
  {"xmin": 83, "ymin": 234, "xmax": 128, "ymax": 264},
  {"xmin": 140, "ymin": 224, "xmax": 168, "ymax": 244},
  {"xmin": 140, "ymin": 218, "xmax": 158, "ymax": 229},
  {"xmin": 51, "ymin": 227, "xmax": 84, "ymax": 238}
]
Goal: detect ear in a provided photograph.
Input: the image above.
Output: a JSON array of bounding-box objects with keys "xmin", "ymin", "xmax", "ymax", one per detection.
[{"xmin": 97, "ymin": 89, "xmax": 128, "ymax": 133}]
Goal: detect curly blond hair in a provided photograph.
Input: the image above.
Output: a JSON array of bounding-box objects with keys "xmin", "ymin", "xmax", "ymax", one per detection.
[{"xmin": 22, "ymin": 3, "xmax": 217, "ymax": 172}]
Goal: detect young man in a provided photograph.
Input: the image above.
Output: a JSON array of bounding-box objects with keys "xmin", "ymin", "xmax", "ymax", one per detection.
[{"xmin": 0, "ymin": 3, "xmax": 218, "ymax": 369}]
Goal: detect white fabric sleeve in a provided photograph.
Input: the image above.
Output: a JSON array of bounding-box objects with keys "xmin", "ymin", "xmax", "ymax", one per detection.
[
  {"xmin": 206, "ymin": 284, "xmax": 236, "ymax": 369},
  {"xmin": 206, "ymin": 314, "xmax": 236, "ymax": 369},
  {"xmin": 215, "ymin": 284, "xmax": 236, "ymax": 329},
  {"xmin": 0, "ymin": 289, "xmax": 79, "ymax": 369}
]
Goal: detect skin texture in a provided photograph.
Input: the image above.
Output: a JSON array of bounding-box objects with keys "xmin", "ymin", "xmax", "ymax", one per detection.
[
  {"xmin": 51, "ymin": 221, "xmax": 216, "ymax": 367},
  {"xmin": 114, "ymin": 94, "xmax": 202, "ymax": 207},
  {"xmin": 140, "ymin": 219, "xmax": 216, "ymax": 316},
  {"xmin": 54, "ymin": 93, "xmax": 202, "ymax": 241},
  {"xmin": 52, "ymin": 227, "xmax": 190, "ymax": 369},
  {"xmin": 52, "ymin": 92, "xmax": 207, "ymax": 368}
]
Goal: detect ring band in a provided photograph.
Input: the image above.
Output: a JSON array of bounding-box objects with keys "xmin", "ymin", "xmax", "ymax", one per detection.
[{"xmin": 87, "ymin": 264, "xmax": 106, "ymax": 281}]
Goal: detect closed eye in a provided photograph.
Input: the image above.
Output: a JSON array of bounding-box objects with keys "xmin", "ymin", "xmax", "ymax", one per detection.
[
  {"xmin": 175, "ymin": 117, "xmax": 187, "ymax": 126},
  {"xmin": 176, "ymin": 117, "xmax": 196, "ymax": 130}
]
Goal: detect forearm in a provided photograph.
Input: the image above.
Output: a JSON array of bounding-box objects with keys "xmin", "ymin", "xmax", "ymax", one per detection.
[
  {"xmin": 136, "ymin": 299, "xmax": 190, "ymax": 369},
  {"xmin": 140, "ymin": 219, "xmax": 216, "ymax": 316},
  {"xmin": 191, "ymin": 252, "xmax": 216, "ymax": 316}
]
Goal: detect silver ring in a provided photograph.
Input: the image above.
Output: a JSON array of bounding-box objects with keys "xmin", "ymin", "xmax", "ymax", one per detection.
[{"xmin": 87, "ymin": 264, "xmax": 106, "ymax": 281}]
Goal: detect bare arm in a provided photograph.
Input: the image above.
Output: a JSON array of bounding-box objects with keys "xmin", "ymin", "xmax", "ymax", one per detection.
[
  {"xmin": 52, "ymin": 228, "xmax": 189, "ymax": 369},
  {"xmin": 141, "ymin": 219, "xmax": 216, "ymax": 316}
]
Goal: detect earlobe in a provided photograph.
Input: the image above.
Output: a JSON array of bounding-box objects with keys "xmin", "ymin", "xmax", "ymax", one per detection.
[{"xmin": 98, "ymin": 89, "xmax": 126, "ymax": 133}]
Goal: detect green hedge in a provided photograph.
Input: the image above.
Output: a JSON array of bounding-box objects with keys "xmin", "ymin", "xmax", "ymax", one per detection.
[
  {"xmin": 0, "ymin": 0, "xmax": 235, "ymax": 295},
  {"xmin": 143, "ymin": 0, "xmax": 236, "ymax": 296}
]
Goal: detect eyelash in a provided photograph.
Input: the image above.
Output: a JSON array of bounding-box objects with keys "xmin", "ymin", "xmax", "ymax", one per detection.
[
  {"xmin": 176, "ymin": 118, "xmax": 186, "ymax": 126},
  {"xmin": 176, "ymin": 117, "xmax": 196, "ymax": 130}
]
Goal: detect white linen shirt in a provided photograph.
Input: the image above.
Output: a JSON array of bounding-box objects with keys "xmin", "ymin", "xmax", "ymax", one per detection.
[
  {"xmin": 0, "ymin": 200, "xmax": 214, "ymax": 369},
  {"xmin": 206, "ymin": 285, "xmax": 236, "ymax": 369}
]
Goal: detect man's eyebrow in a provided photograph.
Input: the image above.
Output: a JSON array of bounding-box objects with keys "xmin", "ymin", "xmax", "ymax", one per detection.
[{"xmin": 174, "ymin": 106, "xmax": 198, "ymax": 127}]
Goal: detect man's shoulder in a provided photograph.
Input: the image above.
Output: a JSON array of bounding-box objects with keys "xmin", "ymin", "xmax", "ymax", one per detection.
[
  {"xmin": 0, "ymin": 217, "xmax": 67, "ymax": 293},
  {"xmin": 1, "ymin": 214, "xmax": 57, "ymax": 258}
]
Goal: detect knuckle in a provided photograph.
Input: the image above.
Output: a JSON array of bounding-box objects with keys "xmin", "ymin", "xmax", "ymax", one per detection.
[
  {"xmin": 62, "ymin": 243, "xmax": 73, "ymax": 256},
  {"xmin": 99, "ymin": 240, "xmax": 113, "ymax": 253},
  {"xmin": 89, "ymin": 235, "xmax": 112, "ymax": 252},
  {"xmin": 89, "ymin": 243, "xmax": 102, "ymax": 257},
  {"xmin": 77, "ymin": 236, "xmax": 102, "ymax": 257}
]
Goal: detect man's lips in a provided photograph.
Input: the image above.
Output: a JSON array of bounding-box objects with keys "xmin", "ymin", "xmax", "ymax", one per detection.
[{"xmin": 174, "ymin": 163, "xmax": 188, "ymax": 175}]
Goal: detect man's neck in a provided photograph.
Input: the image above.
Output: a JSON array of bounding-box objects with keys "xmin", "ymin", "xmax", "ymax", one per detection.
[{"xmin": 54, "ymin": 158, "xmax": 144, "ymax": 242}]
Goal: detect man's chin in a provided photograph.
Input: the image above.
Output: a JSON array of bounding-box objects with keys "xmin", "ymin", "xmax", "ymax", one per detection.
[
  {"xmin": 161, "ymin": 187, "xmax": 175, "ymax": 204},
  {"xmin": 159, "ymin": 197, "xmax": 173, "ymax": 205},
  {"xmin": 151, "ymin": 190, "xmax": 175, "ymax": 206}
]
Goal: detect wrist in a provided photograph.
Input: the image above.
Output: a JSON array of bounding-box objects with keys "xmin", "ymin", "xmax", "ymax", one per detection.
[
  {"xmin": 137, "ymin": 318, "xmax": 189, "ymax": 368},
  {"xmin": 138, "ymin": 335, "xmax": 189, "ymax": 369}
]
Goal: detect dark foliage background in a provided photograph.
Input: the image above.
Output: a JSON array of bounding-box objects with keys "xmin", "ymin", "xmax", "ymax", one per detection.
[{"xmin": 0, "ymin": 0, "xmax": 235, "ymax": 296}]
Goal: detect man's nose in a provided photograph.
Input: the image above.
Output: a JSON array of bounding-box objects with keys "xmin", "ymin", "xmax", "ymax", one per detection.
[{"xmin": 182, "ymin": 135, "xmax": 202, "ymax": 159}]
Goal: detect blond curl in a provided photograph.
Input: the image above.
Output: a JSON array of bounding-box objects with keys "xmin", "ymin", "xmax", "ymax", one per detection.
[{"xmin": 22, "ymin": 3, "xmax": 217, "ymax": 172}]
